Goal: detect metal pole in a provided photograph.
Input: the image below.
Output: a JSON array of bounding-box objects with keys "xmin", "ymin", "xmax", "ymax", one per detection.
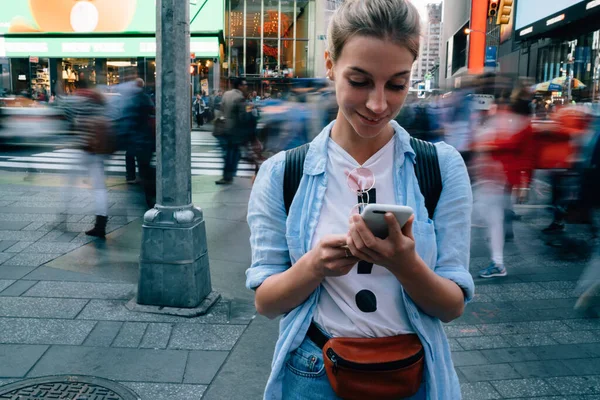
[{"xmin": 136, "ymin": 0, "xmax": 218, "ymax": 312}]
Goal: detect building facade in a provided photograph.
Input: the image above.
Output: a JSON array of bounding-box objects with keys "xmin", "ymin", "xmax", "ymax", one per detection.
[
  {"xmin": 439, "ymin": 0, "xmax": 472, "ymax": 89},
  {"xmin": 413, "ymin": 3, "xmax": 442, "ymax": 88},
  {"xmin": 223, "ymin": 0, "xmax": 347, "ymax": 93},
  {"xmin": 498, "ymin": 0, "xmax": 600, "ymax": 102},
  {"xmin": 0, "ymin": 0, "xmax": 224, "ymax": 98}
]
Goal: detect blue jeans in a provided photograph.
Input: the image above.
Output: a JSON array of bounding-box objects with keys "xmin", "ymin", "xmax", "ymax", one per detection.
[{"xmin": 282, "ymin": 331, "xmax": 427, "ymax": 400}]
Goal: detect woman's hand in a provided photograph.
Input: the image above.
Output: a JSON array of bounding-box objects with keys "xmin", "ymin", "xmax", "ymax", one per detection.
[
  {"xmin": 310, "ymin": 234, "xmax": 360, "ymax": 280},
  {"xmin": 346, "ymin": 213, "xmax": 419, "ymax": 276}
]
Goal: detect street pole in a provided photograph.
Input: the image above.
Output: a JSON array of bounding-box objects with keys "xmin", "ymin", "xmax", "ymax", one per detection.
[{"xmin": 135, "ymin": 0, "xmax": 218, "ymax": 313}]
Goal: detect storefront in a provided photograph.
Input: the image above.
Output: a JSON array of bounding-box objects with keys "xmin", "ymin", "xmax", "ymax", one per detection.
[
  {"xmin": 511, "ymin": 0, "xmax": 600, "ymax": 102},
  {"xmin": 224, "ymin": 0, "xmax": 317, "ymax": 94},
  {"xmin": 0, "ymin": 0, "xmax": 224, "ymax": 99}
]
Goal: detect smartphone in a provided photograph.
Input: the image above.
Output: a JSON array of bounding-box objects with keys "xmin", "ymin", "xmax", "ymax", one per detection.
[{"xmin": 360, "ymin": 204, "xmax": 414, "ymax": 239}]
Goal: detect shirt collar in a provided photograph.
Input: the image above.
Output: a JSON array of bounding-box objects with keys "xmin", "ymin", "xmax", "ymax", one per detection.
[{"xmin": 303, "ymin": 120, "xmax": 416, "ymax": 176}]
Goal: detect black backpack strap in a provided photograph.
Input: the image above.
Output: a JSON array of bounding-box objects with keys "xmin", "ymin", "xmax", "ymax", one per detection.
[
  {"xmin": 410, "ymin": 137, "xmax": 442, "ymax": 220},
  {"xmin": 284, "ymin": 143, "xmax": 310, "ymax": 214}
]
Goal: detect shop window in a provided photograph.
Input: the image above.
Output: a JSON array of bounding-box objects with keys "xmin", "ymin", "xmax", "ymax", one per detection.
[
  {"xmin": 280, "ymin": 39, "xmax": 293, "ymax": 75},
  {"xmin": 295, "ymin": 1, "xmax": 310, "ymax": 39},
  {"xmin": 263, "ymin": 0, "xmax": 279, "ymax": 39},
  {"xmin": 295, "ymin": 39, "xmax": 309, "ymax": 77},
  {"xmin": 263, "ymin": 39, "xmax": 279, "ymax": 75},
  {"xmin": 229, "ymin": 38, "xmax": 244, "ymax": 77},
  {"xmin": 246, "ymin": 39, "xmax": 261, "ymax": 75},
  {"xmin": 246, "ymin": 0, "xmax": 262, "ymax": 38}
]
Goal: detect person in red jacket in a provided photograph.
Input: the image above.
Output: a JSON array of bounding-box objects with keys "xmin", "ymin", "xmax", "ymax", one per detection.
[{"xmin": 473, "ymin": 87, "xmax": 536, "ymax": 278}]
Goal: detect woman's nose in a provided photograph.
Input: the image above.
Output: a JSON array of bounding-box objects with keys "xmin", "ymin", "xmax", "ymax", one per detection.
[{"xmin": 366, "ymin": 87, "xmax": 386, "ymax": 114}]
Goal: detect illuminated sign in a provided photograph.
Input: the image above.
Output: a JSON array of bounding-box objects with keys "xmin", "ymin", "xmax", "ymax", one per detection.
[
  {"xmin": 0, "ymin": 37, "xmax": 219, "ymax": 57},
  {"xmin": 546, "ymin": 14, "xmax": 565, "ymax": 25},
  {"xmin": 0, "ymin": 0, "xmax": 223, "ymax": 34},
  {"xmin": 520, "ymin": 26, "xmax": 534, "ymax": 36},
  {"xmin": 588, "ymin": 0, "xmax": 600, "ymax": 9}
]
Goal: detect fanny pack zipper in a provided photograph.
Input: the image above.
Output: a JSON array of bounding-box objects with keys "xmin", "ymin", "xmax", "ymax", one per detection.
[{"xmin": 326, "ymin": 347, "xmax": 424, "ymax": 376}]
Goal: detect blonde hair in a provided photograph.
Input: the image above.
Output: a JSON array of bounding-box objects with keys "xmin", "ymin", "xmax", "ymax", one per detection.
[{"xmin": 327, "ymin": 0, "xmax": 422, "ymax": 63}]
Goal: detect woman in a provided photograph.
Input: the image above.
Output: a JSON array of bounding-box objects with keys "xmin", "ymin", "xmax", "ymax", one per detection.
[
  {"xmin": 246, "ymin": 0, "xmax": 473, "ymax": 399},
  {"xmin": 193, "ymin": 93, "xmax": 205, "ymax": 127}
]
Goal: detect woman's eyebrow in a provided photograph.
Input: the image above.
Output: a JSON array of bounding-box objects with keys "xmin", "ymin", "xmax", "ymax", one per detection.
[{"xmin": 348, "ymin": 66, "xmax": 411, "ymax": 78}]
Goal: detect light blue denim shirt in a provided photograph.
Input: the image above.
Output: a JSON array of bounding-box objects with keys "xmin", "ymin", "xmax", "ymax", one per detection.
[{"xmin": 246, "ymin": 121, "xmax": 474, "ymax": 400}]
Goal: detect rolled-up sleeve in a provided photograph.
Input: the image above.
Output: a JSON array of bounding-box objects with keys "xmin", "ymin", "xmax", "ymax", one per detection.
[
  {"xmin": 433, "ymin": 143, "xmax": 475, "ymax": 303},
  {"xmin": 246, "ymin": 152, "xmax": 291, "ymax": 290}
]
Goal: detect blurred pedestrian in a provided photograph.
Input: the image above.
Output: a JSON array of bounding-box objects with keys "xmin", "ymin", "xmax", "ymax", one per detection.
[
  {"xmin": 193, "ymin": 93, "xmax": 206, "ymax": 127},
  {"xmin": 121, "ymin": 78, "xmax": 156, "ymax": 209},
  {"xmin": 246, "ymin": 0, "xmax": 473, "ymax": 398},
  {"xmin": 216, "ymin": 78, "xmax": 248, "ymax": 185},
  {"xmin": 59, "ymin": 74, "xmax": 114, "ymax": 238},
  {"xmin": 473, "ymin": 86, "xmax": 536, "ymax": 278}
]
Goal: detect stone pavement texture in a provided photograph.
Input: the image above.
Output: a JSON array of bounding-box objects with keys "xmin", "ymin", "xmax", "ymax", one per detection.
[{"xmin": 0, "ymin": 170, "xmax": 599, "ymax": 400}]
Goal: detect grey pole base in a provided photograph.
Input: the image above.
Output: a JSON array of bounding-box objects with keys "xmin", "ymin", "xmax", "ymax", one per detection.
[
  {"xmin": 126, "ymin": 291, "xmax": 221, "ymax": 318},
  {"xmin": 137, "ymin": 205, "xmax": 218, "ymax": 310}
]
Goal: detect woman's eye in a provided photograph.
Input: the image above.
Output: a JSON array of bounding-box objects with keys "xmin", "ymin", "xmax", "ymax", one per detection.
[
  {"xmin": 388, "ymin": 84, "xmax": 407, "ymax": 91},
  {"xmin": 348, "ymin": 80, "xmax": 368, "ymax": 87}
]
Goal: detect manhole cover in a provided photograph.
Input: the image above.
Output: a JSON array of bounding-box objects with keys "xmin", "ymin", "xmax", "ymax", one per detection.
[{"xmin": 0, "ymin": 375, "xmax": 140, "ymax": 400}]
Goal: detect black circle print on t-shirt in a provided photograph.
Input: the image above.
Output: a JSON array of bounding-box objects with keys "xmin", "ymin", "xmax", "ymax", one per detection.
[
  {"xmin": 356, "ymin": 261, "xmax": 376, "ymax": 312},
  {"xmin": 355, "ymin": 188, "xmax": 377, "ymax": 313}
]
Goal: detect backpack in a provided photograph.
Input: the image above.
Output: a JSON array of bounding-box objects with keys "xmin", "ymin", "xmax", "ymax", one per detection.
[{"xmin": 284, "ymin": 137, "xmax": 442, "ymax": 219}]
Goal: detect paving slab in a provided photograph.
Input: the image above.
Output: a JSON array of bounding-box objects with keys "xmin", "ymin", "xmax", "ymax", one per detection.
[
  {"xmin": 561, "ymin": 358, "xmax": 600, "ymax": 376},
  {"xmin": 452, "ymin": 351, "xmax": 489, "ymax": 367},
  {"xmin": 183, "ymin": 350, "xmax": 229, "ymax": 384},
  {"xmin": 168, "ymin": 324, "xmax": 246, "ymax": 351},
  {"xmin": 201, "ymin": 316, "xmax": 279, "ymax": 400},
  {"xmin": 490, "ymin": 378, "xmax": 559, "ymax": 397},
  {"xmin": 23, "ymin": 266, "xmax": 122, "ymax": 283},
  {"xmin": 0, "ymin": 297, "xmax": 88, "ymax": 318},
  {"xmin": 21, "ymin": 242, "xmax": 81, "ymax": 254},
  {"xmin": 0, "ymin": 344, "xmax": 49, "ymax": 378},
  {"xmin": 456, "ymin": 336, "xmax": 512, "ymax": 350},
  {"xmin": 0, "ymin": 265, "xmax": 38, "ymax": 280},
  {"xmin": 477, "ymin": 320, "xmax": 571, "ymax": 336},
  {"xmin": 550, "ymin": 331, "xmax": 600, "ymax": 345},
  {"xmin": 511, "ymin": 360, "xmax": 575, "ymax": 378},
  {"xmin": 112, "ymin": 322, "xmax": 148, "ymax": 348},
  {"xmin": 0, "ymin": 280, "xmax": 37, "ymax": 297},
  {"xmin": 122, "ymin": 382, "xmax": 207, "ymax": 400},
  {"xmin": 459, "ymin": 363, "xmax": 522, "ymax": 382},
  {"xmin": 0, "ymin": 318, "xmax": 96, "ymax": 345},
  {"xmin": 480, "ymin": 346, "xmax": 540, "ymax": 365},
  {"xmin": 0, "ymin": 253, "xmax": 14, "ymax": 265},
  {"xmin": 546, "ymin": 376, "xmax": 600, "ymax": 395},
  {"xmin": 23, "ymin": 281, "xmax": 136, "ymax": 300},
  {"xmin": 0, "ymin": 280, "xmax": 14, "ymax": 293},
  {"xmin": 139, "ymin": 323, "xmax": 172, "ymax": 350},
  {"xmin": 0, "ymin": 231, "xmax": 45, "ymax": 241},
  {"xmin": 0, "ymin": 221, "xmax": 31, "ymax": 231},
  {"xmin": 3, "ymin": 253, "xmax": 58, "ymax": 267},
  {"xmin": 28, "ymin": 346, "xmax": 189, "ymax": 383},
  {"xmin": 0, "ymin": 241, "xmax": 17, "ymax": 252},
  {"xmin": 503, "ymin": 333, "xmax": 561, "ymax": 347},
  {"xmin": 2, "ymin": 242, "xmax": 34, "ymax": 253},
  {"xmin": 82, "ymin": 321, "xmax": 123, "ymax": 347},
  {"xmin": 460, "ymin": 382, "xmax": 502, "ymax": 400},
  {"xmin": 529, "ymin": 344, "xmax": 593, "ymax": 360}
]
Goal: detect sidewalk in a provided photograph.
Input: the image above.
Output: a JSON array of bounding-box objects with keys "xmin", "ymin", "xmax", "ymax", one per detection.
[{"xmin": 0, "ymin": 170, "xmax": 598, "ymax": 399}]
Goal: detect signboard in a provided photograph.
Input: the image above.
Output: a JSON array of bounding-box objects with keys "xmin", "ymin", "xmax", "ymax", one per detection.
[
  {"xmin": 515, "ymin": 0, "xmax": 583, "ymax": 30},
  {"xmin": 0, "ymin": 37, "xmax": 219, "ymax": 57},
  {"xmin": 515, "ymin": 0, "xmax": 599, "ymax": 39},
  {"xmin": 0, "ymin": 0, "xmax": 223, "ymax": 34},
  {"xmin": 484, "ymin": 46, "xmax": 497, "ymax": 68},
  {"xmin": 469, "ymin": 94, "xmax": 494, "ymax": 111}
]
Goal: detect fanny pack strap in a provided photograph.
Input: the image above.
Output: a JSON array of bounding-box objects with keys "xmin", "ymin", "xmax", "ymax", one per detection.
[{"xmin": 307, "ymin": 322, "xmax": 329, "ymax": 349}]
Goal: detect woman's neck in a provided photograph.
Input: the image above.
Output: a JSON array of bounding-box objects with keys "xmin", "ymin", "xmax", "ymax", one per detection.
[{"xmin": 330, "ymin": 114, "xmax": 395, "ymax": 165}]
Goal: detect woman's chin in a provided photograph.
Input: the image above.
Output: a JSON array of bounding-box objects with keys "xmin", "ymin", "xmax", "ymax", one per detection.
[{"xmin": 351, "ymin": 118, "xmax": 390, "ymax": 139}]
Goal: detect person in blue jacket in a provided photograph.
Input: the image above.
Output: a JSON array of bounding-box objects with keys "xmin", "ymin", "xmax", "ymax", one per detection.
[{"xmin": 246, "ymin": 0, "xmax": 474, "ymax": 398}]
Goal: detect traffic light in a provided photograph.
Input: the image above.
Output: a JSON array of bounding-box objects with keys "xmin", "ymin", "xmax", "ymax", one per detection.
[
  {"xmin": 488, "ymin": 0, "xmax": 499, "ymax": 17},
  {"xmin": 496, "ymin": 0, "xmax": 513, "ymax": 25}
]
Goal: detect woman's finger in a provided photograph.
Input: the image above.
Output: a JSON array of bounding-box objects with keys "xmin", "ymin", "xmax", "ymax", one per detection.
[
  {"xmin": 351, "ymin": 215, "xmax": 381, "ymax": 254},
  {"xmin": 346, "ymin": 234, "xmax": 377, "ymax": 264}
]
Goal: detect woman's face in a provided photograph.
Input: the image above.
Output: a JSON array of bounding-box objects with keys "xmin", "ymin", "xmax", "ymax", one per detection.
[{"xmin": 327, "ymin": 36, "xmax": 415, "ymax": 140}]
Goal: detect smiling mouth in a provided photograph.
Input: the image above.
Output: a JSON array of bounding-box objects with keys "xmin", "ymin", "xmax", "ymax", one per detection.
[{"xmin": 357, "ymin": 111, "xmax": 386, "ymax": 123}]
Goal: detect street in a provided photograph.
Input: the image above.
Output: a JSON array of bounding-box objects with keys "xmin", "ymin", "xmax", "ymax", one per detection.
[
  {"xmin": 0, "ymin": 131, "xmax": 256, "ymax": 178},
  {"xmin": 0, "ymin": 134, "xmax": 599, "ymax": 399}
]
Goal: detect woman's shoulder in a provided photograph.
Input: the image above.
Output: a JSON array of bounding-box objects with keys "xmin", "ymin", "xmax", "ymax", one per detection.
[{"xmin": 432, "ymin": 141, "xmax": 469, "ymax": 180}]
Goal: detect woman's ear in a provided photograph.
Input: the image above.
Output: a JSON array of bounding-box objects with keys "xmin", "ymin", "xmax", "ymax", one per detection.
[{"xmin": 325, "ymin": 51, "xmax": 334, "ymax": 80}]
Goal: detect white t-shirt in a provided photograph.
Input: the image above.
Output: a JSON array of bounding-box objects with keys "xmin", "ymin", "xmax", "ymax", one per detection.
[{"xmin": 312, "ymin": 137, "xmax": 415, "ymax": 338}]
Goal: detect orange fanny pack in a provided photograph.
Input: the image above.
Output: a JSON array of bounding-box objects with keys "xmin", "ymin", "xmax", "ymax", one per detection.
[{"xmin": 307, "ymin": 323, "xmax": 424, "ymax": 400}]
